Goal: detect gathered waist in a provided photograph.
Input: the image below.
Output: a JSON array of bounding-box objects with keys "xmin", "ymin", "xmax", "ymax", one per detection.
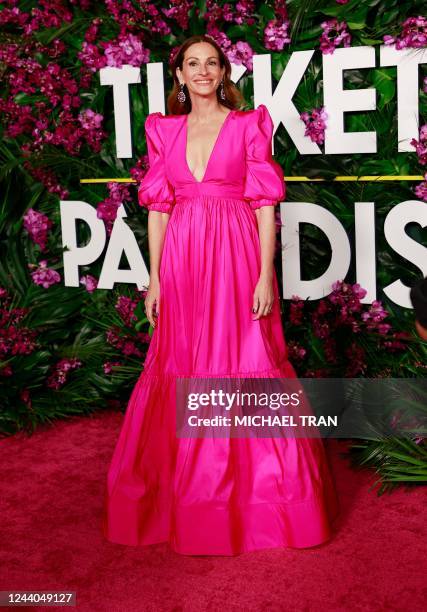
[
  {"xmin": 174, "ymin": 196, "xmax": 249, "ymax": 208},
  {"xmin": 174, "ymin": 182, "xmax": 246, "ymax": 203}
]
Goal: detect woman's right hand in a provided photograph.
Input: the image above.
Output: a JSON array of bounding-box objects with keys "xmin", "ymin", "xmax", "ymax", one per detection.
[{"xmin": 144, "ymin": 277, "xmax": 160, "ymax": 328}]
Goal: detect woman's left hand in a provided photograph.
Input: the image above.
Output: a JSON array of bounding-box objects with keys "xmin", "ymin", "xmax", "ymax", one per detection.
[{"xmin": 252, "ymin": 275, "xmax": 275, "ymax": 319}]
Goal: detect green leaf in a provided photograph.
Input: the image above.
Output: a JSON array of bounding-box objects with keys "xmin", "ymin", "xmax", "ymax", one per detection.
[
  {"xmin": 258, "ymin": 4, "xmax": 275, "ymax": 20},
  {"xmin": 347, "ymin": 22, "xmax": 367, "ymax": 30}
]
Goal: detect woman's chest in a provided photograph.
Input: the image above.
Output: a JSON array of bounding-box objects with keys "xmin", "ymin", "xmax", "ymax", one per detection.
[{"xmin": 162, "ymin": 114, "xmax": 246, "ymax": 187}]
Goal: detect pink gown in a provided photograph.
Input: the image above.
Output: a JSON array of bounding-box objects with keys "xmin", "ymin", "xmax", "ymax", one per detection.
[{"xmin": 103, "ymin": 104, "xmax": 339, "ymax": 555}]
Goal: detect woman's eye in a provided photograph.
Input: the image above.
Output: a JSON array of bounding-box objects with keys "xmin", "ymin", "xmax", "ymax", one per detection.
[{"xmin": 188, "ymin": 61, "xmax": 217, "ymax": 67}]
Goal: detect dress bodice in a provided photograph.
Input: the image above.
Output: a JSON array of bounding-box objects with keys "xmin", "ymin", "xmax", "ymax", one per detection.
[{"xmin": 138, "ymin": 104, "xmax": 286, "ymax": 212}]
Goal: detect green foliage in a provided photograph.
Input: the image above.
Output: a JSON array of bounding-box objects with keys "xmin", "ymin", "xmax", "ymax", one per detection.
[
  {"xmin": 348, "ymin": 437, "xmax": 427, "ymax": 494},
  {"xmin": 0, "ymin": 230, "xmax": 151, "ymax": 436}
]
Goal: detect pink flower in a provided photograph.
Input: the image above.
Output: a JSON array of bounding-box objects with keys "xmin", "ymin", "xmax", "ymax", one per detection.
[
  {"xmin": 121, "ymin": 340, "xmax": 140, "ymax": 356},
  {"xmin": 23, "ymin": 208, "xmax": 53, "ymax": 251},
  {"xmin": 0, "ymin": 364, "xmax": 13, "ymax": 377},
  {"xmin": 205, "ymin": 27, "xmax": 254, "ymax": 71},
  {"xmin": 289, "ymin": 296, "xmax": 305, "ymax": 325},
  {"xmin": 0, "ymin": 98, "xmax": 35, "ymax": 138},
  {"xmin": 22, "ymin": 163, "xmax": 69, "ymax": 198},
  {"xmin": 345, "ymin": 344, "xmax": 366, "ymax": 376},
  {"xmin": 105, "ymin": 325, "xmax": 144, "ymax": 358},
  {"xmin": 320, "ymin": 19, "xmax": 352, "ymax": 54},
  {"xmin": 103, "ymin": 361, "xmax": 122, "ymax": 375},
  {"xmin": 0, "ymin": 325, "xmax": 37, "ymax": 357},
  {"xmin": 1, "ymin": 34, "xmax": 107, "ymax": 159},
  {"xmin": 204, "ymin": 0, "xmax": 256, "ymax": 28},
  {"xmin": 30, "ymin": 260, "xmax": 61, "ymax": 288},
  {"xmin": 410, "ymin": 124, "xmax": 427, "ymax": 165},
  {"xmin": 329, "ymin": 280, "xmax": 367, "ymax": 311},
  {"xmin": 205, "ymin": 29, "xmax": 232, "ymax": 54},
  {"xmin": 226, "ymin": 40, "xmax": 255, "ymax": 71},
  {"xmin": 300, "ymin": 107, "xmax": 328, "ymax": 144},
  {"xmin": 383, "ymin": 16, "xmax": 427, "ymax": 49},
  {"xmin": 80, "ymin": 274, "xmax": 98, "ymax": 293},
  {"xmin": 96, "ymin": 182, "xmax": 133, "ymax": 235},
  {"xmin": 288, "ymin": 341, "xmax": 307, "ymax": 362},
  {"xmin": 161, "ymin": 0, "xmax": 193, "ymax": 29},
  {"xmin": 324, "ymin": 337, "xmax": 338, "ymax": 364},
  {"xmin": 115, "ymin": 295, "xmax": 138, "ymax": 327},
  {"xmin": 46, "ymin": 357, "xmax": 82, "ymax": 390},
  {"xmin": 415, "ymin": 175, "xmax": 427, "ymax": 202},
  {"xmin": 19, "ymin": 388, "xmax": 32, "ymax": 409},
  {"xmin": 264, "ymin": 19, "xmax": 291, "ymax": 51},
  {"xmin": 102, "ymin": 0, "xmax": 172, "ymax": 37},
  {"xmin": 0, "ymin": 4, "xmax": 29, "ymax": 29},
  {"xmin": 78, "ymin": 108, "xmax": 104, "ymax": 130},
  {"xmin": 381, "ymin": 338, "xmax": 408, "ymax": 351},
  {"xmin": 78, "ymin": 41, "xmax": 107, "ymax": 73},
  {"xmin": 130, "ymin": 154, "xmax": 149, "ymax": 183},
  {"xmin": 24, "ymin": 0, "xmax": 73, "ymax": 35},
  {"xmin": 136, "ymin": 332, "xmax": 151, "ymax": 344},
  {"xmin": 360, "ymin": 300, "xmax": 391, "ymax": 333},
  {"xmin": 102, "ymin": 34, "xmax": 150, "ymax": 68}
]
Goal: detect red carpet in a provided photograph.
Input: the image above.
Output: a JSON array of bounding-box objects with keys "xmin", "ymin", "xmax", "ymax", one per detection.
[{"xmin": 1, "ymin": 409, "xmax": 426, "ymax": 612}]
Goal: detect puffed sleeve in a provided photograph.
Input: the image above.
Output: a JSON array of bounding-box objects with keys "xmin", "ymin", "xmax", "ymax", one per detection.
[
  {"xmin": 138, "ymin": 112, "xmax": 175, "ymax": 214},
  {"xmin": 243, "ymin": 104, "xmax": 286, "ymax": 210}
]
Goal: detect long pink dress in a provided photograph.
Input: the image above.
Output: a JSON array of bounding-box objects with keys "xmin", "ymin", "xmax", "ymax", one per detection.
[{"xmin": 103, "ymin": 104, "xmax": 339, "ymax": 555}]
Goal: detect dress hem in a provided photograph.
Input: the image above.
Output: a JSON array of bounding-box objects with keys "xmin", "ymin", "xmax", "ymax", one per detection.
[{"xmin": 103, "ymin": 490, "xmax": 340, "ymax": 556}]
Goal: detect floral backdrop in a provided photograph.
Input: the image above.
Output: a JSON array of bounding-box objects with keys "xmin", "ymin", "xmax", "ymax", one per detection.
[{"xmin": 0, "ymin": 0, "xmax": 426, "ymax": 489}]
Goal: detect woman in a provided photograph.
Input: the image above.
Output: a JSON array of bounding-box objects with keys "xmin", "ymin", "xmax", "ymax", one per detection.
[{"xmin": 103, "ymin": 34, "xmax": 339, "ymax": 555}]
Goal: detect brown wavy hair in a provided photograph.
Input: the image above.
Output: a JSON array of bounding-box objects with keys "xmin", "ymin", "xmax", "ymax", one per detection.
[{"xmin": 167, "ymin": 35, "xmax": 246, "ymax": 115}]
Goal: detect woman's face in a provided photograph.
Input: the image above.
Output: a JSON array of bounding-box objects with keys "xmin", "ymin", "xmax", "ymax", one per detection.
[{"xmin": 176, "ymin": 42, "xmax": 225, "ymax": 102}]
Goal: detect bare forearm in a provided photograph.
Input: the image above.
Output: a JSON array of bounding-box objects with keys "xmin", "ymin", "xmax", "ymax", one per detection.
[
  {"xmin": 254, "ymin": 206, "xmax": 276, "ymax": 279},
  {"xmin": 147, "ymin": 211, "xmax": 170, "ymax": 280}
]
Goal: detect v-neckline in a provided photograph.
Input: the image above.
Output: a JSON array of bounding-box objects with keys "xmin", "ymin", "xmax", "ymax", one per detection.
[{"xmin": 184, "ymin": 109, "xmax": 234, "ymax": 184}]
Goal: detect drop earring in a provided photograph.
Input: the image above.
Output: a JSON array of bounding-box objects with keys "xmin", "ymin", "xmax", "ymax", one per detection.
[
  {"xmin": 219, "ymin": 79, "xmax": 226, "ymax": 101},
  {"xmin": 177, "ymin": 82, "xmax": 186, "ymax": 104}
]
